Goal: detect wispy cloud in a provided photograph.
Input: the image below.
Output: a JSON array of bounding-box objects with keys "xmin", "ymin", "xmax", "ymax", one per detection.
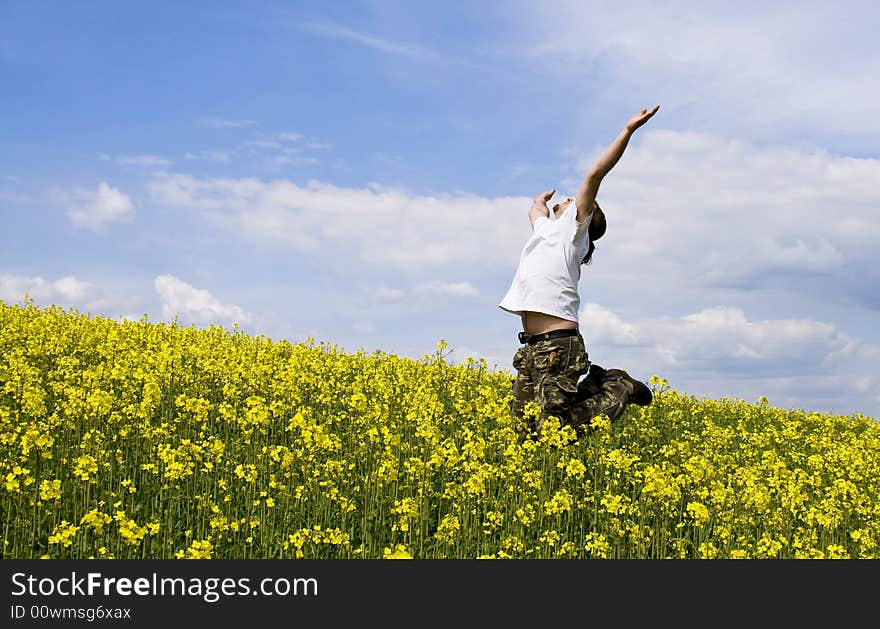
[
  {"xmin": 64, "ymin": 182, "xmax": 136, "ymax": 232},
  {"xmin": 303, "ymin": 21, "xmax": 438, "ymax": 62},
  {"xmin": 240, "ymin": 139, "xmax": 282, "ymax": 150},
  {"xmin": 272, "ymin": 155, "xmax": 319, "ymax": 167},
  {"xmin": 184, "ymin": 150, "xmax": 232, "ymax": 163},
  {"xmin": 516, "ymin": 1, "xmax": 880, "ymax": 144},
  {"xmin": 368, "ymin": 281, "xmax": 479, "ymax": 304},
  {"xmin": 414, "ymin": 281, "xmax": 479, "ymax": 299},
  {"xmin": 117, "ymin": 154, "xmax": 171, "ymax": 168},
  {"xmin": 179, "ymin": 132, "xmax": 327, "ymax": 167},
  {"xmin": 200, "ymin": 117, "xmax": 258, "ymax": 128},
  {"xmin": 371, "ymin": 287, "xmax": 406, "ymax": 303}
]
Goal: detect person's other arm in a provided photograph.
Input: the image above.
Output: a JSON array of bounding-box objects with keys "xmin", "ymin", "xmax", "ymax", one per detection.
[
  {"xmin": 529, "ymin": 189, "xmax": 555, "ymax": 227},
  {"xmin": 575, "ymin": 104, "xmax": 660, "ymax": 223}
]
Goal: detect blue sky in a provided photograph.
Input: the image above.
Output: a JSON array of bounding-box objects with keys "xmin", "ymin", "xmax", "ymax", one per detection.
[{"xmin": 2, "ymin": 1, "xmax": 879, "ymax": 417}]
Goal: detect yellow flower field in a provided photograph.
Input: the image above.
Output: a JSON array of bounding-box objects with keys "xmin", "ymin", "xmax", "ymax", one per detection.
[{"xmin": 2, "ymin": 299, "xmax": 879, "ymax": 559}]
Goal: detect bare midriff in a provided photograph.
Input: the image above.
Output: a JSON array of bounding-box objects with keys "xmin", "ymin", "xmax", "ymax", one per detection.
[{"xmin": 521, "ymin": 311, "xmax": 579, "ymax": 335}]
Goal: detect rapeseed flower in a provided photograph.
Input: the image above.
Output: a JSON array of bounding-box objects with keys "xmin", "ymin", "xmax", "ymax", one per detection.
[{"xmin": 2, "ymin": 300, "xmax": 880, "ymax": 560}]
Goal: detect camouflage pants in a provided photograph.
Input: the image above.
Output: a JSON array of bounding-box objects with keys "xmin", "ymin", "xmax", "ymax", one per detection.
[{"xmin": 511, "ymin": 333, "xmax": 629, "ymax": 438}]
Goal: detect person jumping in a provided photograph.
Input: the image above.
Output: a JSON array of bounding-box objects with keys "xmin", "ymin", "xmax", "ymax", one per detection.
[{"xmin": 499, "ymin": 105, "xmax": 660, "ymax": 439}]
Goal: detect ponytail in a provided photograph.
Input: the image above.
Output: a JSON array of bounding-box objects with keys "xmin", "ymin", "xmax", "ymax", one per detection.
[
  {"xmin": 583, "ymin": 201, "xmax": 605, "ymax": 265},
  {"xmin": 582, "ymin": 240, "xmax": 596, "ymax": 265}
]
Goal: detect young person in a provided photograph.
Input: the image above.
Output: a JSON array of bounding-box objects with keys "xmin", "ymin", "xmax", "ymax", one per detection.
[{"xmin": 499, "ymin": 105, "xmax": 660, "ymax": 438}]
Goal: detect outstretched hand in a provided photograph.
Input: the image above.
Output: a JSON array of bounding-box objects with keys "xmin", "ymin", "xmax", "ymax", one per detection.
[
  {"xmin": 534, "ymin": 189, "xmax": 555, "ymax": 204},
  {"xmin": 626, "ymin": 104, "xmax": 660, "ymax": 132}
]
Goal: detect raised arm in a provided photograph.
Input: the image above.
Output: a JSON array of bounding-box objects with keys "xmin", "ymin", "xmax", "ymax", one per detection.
[
  {"xmin": 529, "ymin": 188, "xmax": 555, "ymax": 226},
  {"xmin": 575, "ymin": 104, "xmax": 660, "ymax": 223}
]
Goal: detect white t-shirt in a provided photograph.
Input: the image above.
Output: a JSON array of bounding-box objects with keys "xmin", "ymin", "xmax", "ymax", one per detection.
[{"xmin": 499, "ymin": 201, "xmax": 592, "ymax": 323}]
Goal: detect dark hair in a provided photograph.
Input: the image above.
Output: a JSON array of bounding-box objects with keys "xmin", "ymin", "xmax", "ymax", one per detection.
[{"xmin": 582, "ymin": 201, "xmax": 606, "ymax": 265}]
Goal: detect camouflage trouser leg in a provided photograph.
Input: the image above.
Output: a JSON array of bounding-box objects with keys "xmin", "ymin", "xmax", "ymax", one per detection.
[
  {"xmin": 569, "ymin": 376, "xmax": 629, "ymax": 436},
  {"xmin": 511, "ymin": 334, "xmax": 591, "ymax": 438},
  {"xmin": 511, "ymin": 356, "xmax": 537, "ymax": 438}
]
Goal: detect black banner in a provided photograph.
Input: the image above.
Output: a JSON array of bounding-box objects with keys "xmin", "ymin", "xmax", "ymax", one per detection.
[{"xmin": 1, "ymin": 559, "xmax": 872, "ymax": 626}]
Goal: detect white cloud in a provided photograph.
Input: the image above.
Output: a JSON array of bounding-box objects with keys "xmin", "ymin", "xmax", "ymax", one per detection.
[
  {"xmin": 571, "ymin": 301, "xmax": 879, "ymax": 415},
  {"xmin": 273, "ymin": 155, "xmax": 319, "ymax": 167},
  {"xmin": 178, "ymin": 133, "xmax": 327, "ymax": 168},
  {"xmin": 184, "ymin": 150, "xmax": 232, "ymax": 163},
  {"xmin": 580, "ymin": 303, "xmax": 639, "ymax": 346},
  {"xmin": 571, "ymin": 130, "xmax": 880, "ymax": 306},
  {"xmin": 579, "ymin": 302, "xmax": 869, "ymax": 381},
  {"xmin": 0, "ymin": 273, "xmax": 147, "ymax": 321},
  {"xmin": 154, "ymin": 274, "xmax": 253, "ymax": 327},
  {"xmin": 368, "ymin": 281, "xmax": 478, "ymax": 305},
  {"xmin": 241, "ymin": 139, "xmax": 282, "ymax": 150},
  {"xmin": 656, "ymin": 306, "xmax": 856, "ymax": 373},
  {"xmin": 200, "ymin": 117, "xmax": 257, "ymax": 128},
  {"xmin": 372, "ymin": 287, "xmax": 406, "ymax": 303},
  {"xmin": 413, "ymin": 281, "xmax": 479, "ymax": 299},
  {"xmin": 0, "ymin": 274, "xmax": 94, "ymax": 304},
  {"xmin": 516, "ymin": 1, "xmax": 880, "ymax": 143},
  {"xmin": 303, "ymin": 21, "xmax": 437, "ymax": 61},
  {"xmin": 234, "ymin": 136, "xmax": 328, "ymax": 169},
  {"xmin": 146, "ymin": 131, "xmax": 880, "ymax": 308},
  {"xmin": 64, "ymin": 182, "xmax": 135, "ymax": 232},
  {"xmin": 117, "ymin": 154, "xmax": 171, "ymax": 168},
  {"xmin": 148, "ymin": 173, "xmax": 530, "ymax": 270}
]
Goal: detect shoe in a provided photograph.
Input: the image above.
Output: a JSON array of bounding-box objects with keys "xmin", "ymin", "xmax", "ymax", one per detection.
[
  {"xmin": 575, "ymin": 363, "xmax": 605, "ymax": 402},
  {"xmin": 587, "ymin": 363, "xmax": 606, "ymax": 380},
  {"xmin": 603, "ymin": 369, "xmax": 652, "ymax": 406}
]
